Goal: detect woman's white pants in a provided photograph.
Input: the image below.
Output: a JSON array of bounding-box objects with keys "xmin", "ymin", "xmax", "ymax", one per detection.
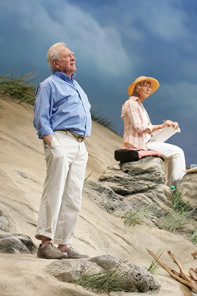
[
  {"xmin": 147, "ymin": 141, "xmax": 186, "ymax": 186},
  {"xmin": 35, "ymin": 131, "xmax": 88, "ymax": 245}
]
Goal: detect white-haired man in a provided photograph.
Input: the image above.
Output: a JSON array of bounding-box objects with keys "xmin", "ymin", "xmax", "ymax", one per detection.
[{"xmin": 34, "ymin": 42, "xmax": 92, "ymax": 259}]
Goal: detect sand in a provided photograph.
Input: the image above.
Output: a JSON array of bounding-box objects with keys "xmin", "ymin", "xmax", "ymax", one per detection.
[{"xmin": 0, "ymin": 98, "xmax": 196, "ymax": 296}]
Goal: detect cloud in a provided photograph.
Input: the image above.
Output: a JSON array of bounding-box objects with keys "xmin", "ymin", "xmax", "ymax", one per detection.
[
  {"xmin": 119, "ymin": 0, "xmax": 189, "ymax": 43},
  {"xmin": 160, "ymin": 81, "xmax": 197, "ymax": 121},
  {"xmin": 48, "ymin": 1, "xmax": 131, "ymax": 76},
  {"xmin": 0, "ymin": 0, "xmax": 196, "ymax": 164},
  {"xmin": 140, "ymin": 1, "xmax": 188, "ymax": 41},
  {"xmin": 0, "ymin": 0, "xmax": 130, "ymax": 77}
]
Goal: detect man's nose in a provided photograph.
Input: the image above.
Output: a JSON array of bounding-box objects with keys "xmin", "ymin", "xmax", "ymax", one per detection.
[{"xmin": 71, "ymin": 52, "xmax": 75, "ymax": 60}]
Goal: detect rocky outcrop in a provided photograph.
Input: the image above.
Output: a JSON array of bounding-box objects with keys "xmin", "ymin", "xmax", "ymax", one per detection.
[
  {"xmin": 0, "ymin": 233, "xmax": 37, "ymax": 254},
  {"xmin": 90, "ymin": 255, "xmax": 161, "ymax": 292},
  {"xmin": 46, "ymin": 254, "xmax": 161, "ymax": 293},
  {"xmin": 0, "ymin": 210, "xmax": 9, "ymax": 232},
  {"xmin": 178, "ymin": 171, "xmax": 197, "ymax": 209},
  {"xmin": 46, "ymin": 259, "xmax": 102, "ymax": 282},
  {"xmin": 99, "ymin": 157, "xmax": 166, "ymax": 195},
  {"xmin": 85, "ymin": 157, "xmax": 172, "ymax": 227}
]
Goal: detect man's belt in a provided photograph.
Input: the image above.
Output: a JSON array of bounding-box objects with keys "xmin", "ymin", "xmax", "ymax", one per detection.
[
  {"xmin": 54, "ymin": 129, "xmax": 85, "ymax": 142},
  {"xmin": 69, "ymin": 131, "xmax": 85, "ymax": 142}
]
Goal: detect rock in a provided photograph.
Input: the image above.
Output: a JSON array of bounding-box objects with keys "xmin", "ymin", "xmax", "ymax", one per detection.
[
  {"xmin": 0, "ymin": 210, "xmax": 9, "ymax": 231},
  {"xmin": 85, "ymin": 157, "xmax": 172, "ymax": 227},
  {"xmin": 45, "ymin": 255, "xmax": 161, "ymax": 293},
  {"xmin": 178, "ymin": 171, "xmax": 197, "ymax": 209},
  {"xmin": 84, "ymin": 157, "xmax": 197, "ymax": 236},
  {"xmin": 84, "ymin": 181, "xmax": 125, "ymax": 214},
  {"xmin": 99, "ymin": 157, "xmax": 167, "ymax": 195},
  {"xmin": 90, "ymin": 255, "xmax": 161, "ymax": 292},
  {"xmin": 0, "ymin": 233, "xmax": 37, "ymax": 254},
  {"xmin": 46, "ymin": 259, "xmax": 102, "ymax": 282}
]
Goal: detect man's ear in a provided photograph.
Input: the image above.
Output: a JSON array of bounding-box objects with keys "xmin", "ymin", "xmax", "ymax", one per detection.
[{"xmin": 52, "ymin": 60, "xmax": 59, "ymax": 69}]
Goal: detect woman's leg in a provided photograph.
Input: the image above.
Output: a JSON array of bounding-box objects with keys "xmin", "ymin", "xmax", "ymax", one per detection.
[{"xmin": 147, "ymin": 141, "xmax": 186, "ymax": 186}]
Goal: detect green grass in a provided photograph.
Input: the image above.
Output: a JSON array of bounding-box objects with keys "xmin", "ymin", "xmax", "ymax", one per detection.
[
  {"xmin": 121, "ymin": 190, "xmax": 193, "ymax": 235},
  {"xmin": 122, "ymin": 206, "xmax": 192, "ymax": 233},
  {"xmin": 158, "ymin": 189, "xmax": 193, "ymax": 233},
  {"xmin": 75, "ymin": 267, "xmax": 130, "ymax": 293},
  {"xmin": 0, "ymin": 72, "xmax": 36, "ymax": 105},
  {"xmin": 147, "ymin": 258, "xmax": 159, "ymax": 274},
  {"xmin": 121, "ymin": 206, "xmax": 152, "ymax": 226},
  {"xmin": 158, "ymin": 211, "xmax": 190, "ymax": 232},
  {"xmin": 192, "ymin": 231, "xmax": 197, "ymax": 244},
  {"xmin": 171, "ymin": 189, "xmax": 191, "ymax": 213},
  {"xmin": 0, "ymin": 73, "xmax": 116, "ymax": 132},
  {"xmin": 84, "ymin": 170, "xmax": 94, "ymax": 184},
  {"xmin": 147, "ymin": 249, "xmax": 165, "ymax": 274},
  {"xmin": 91, "ymin": 109, "xmax": 115, "ymax": 131}
]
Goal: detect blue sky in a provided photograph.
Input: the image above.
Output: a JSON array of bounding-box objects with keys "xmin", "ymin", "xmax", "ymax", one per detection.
[{"xmin": 0, "ymin": 0, "xmax": 197, "ymax": 165}]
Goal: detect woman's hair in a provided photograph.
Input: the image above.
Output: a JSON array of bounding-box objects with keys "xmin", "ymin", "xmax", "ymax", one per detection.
[
  {"xmin": 47, "ymin": 42, "xmax": 66, "ymax": 72},
  {"xmin": 132, "ymin": 80, "xmax": 151, "ymax": 97}
]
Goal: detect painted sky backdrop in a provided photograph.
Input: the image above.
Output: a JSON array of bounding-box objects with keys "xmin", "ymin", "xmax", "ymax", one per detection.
[{"xmin": 0, "ymin": 0, "xmax": 196, "ymax": 165}]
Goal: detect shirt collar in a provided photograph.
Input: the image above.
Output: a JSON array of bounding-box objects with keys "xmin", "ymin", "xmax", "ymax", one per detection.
[
  {"xmin": 129, "ymin": 95, "xmax": 139, "ymax": 102},
  {"xmin": 53, "ymin": 71, "xmax": 76, "ymax": 82},
  {"xmin": 129, "ymin": 95, "xmax": 143, "ymax": 105}
]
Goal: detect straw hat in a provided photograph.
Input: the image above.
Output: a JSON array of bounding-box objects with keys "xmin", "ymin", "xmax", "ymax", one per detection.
[{"xmin": 128, "ymin": 76, "xmax": 159, "ymax": 96}]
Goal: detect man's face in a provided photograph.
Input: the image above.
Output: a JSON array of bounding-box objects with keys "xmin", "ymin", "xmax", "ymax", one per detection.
[{"xmin": 53, "ymin": 46, "xmax": 76, "ymax": 77}]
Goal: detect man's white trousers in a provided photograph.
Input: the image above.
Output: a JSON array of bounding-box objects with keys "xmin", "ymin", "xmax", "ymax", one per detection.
[{"xmin": 35, "ymin": 131, "xmax": 88, "ymax": 245}]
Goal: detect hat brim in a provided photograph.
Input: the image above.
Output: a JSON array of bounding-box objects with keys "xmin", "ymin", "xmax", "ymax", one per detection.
[{"xmin": 128, "ymin": 76, "xmax": 159, "ymax": 97}]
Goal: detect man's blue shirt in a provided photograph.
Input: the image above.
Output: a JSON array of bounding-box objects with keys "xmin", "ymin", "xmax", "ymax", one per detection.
[{"xmin": 33, "ymin": 71, "xmax": 92, "ymax": 138}]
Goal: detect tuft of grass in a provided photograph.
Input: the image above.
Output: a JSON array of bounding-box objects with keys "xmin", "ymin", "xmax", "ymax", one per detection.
[
  {"xmin": 192, "ymin": 231, "xmax": 197, "ymax": 244},
  {"xmin": 157, "ymin": 189, "xmax": 193, "ymax": 233},
  {"xmin": 147, "ymin": 249, "xmax": 165, "ymax": 274},
  {"xmin": 75, "ymin": 267, "xmax": 130, "ymax": 293},
  {"xmin": 0, "ymin": 73, "xmax": 118, "ymax": 134},
  {"xmin": 121, "ymin": 206, "xmax": 152, "ymax": 226},
  {"xmin": 121, "ymin": 190, "xmax": 193, "ymax": 234},
  {"xmin": 84, "ymin": 170, "xmax": 94, "ymax": 184},
  {"xmin": 171, "ymin": 189, "xmax": 191, "ymax": 213},
  {"xmin": 158, "ymin": 211, "xmax": 190, "ymax": 232},
  {"xmin": 91, "ymin": 109, "xmax": 114, "ymax": 131},
  {"xmin": 0, "ymin": 72, "xmax": 36, "ymax": 105}
]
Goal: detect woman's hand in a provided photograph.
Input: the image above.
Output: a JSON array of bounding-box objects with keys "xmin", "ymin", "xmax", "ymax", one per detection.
[
  {"xmin": 143, "ymin": 128, "xmax": 152, "ymax": 134},
  {"xmin": 163, "ymin": 120, "xmax": 179, "ymax": 129}
]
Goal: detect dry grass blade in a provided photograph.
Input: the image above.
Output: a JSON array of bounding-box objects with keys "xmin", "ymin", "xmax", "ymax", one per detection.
[
  {"xmin": 0, "ymin": 72, "xmax": 36, "ymax": 105},
  {"xmin": 171, "ymin": 189, "xmax": 191, "ymax": 213},
  {"xmin": 158, "ymin": 211, "xmax": 190, "ymax": 232},
  {"xmin": 91, "ymin": 109, "xmax": 115, "ymax": 131},
  {"xmin": 122, "ymin": 206, "xmax": 152, "ymax": 226},
  {"xmin": 147, "ymin": 249, "xmax": 165, "ymax": 274},
  {"xmin": 75, "ymin": 267, "xmax": 130, "ymax": 293}
]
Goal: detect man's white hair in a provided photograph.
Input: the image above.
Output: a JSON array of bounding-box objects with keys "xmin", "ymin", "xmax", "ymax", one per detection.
[{"xmin": 47, "ymin": 42, "xmax": 66, "ymax": 72}]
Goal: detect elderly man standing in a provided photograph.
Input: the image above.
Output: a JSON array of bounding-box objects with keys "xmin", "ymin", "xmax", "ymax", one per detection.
[{"xmin": 33, "ymin": 42, "xmax": 92, "ymax": 259}]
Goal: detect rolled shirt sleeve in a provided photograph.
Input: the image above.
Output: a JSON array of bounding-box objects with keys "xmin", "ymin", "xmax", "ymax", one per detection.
[{"xmin": 33, "ymin": 85, "xmax": 54, "ymax": 138}]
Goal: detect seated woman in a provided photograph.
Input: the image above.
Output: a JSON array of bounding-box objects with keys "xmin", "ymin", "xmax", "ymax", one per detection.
[{"xmin": 121, "ymin": 76, "xmax": 186, "ymax": 186}]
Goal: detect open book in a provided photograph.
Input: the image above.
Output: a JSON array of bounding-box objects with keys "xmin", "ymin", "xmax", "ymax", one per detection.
[{"xmin": 149, "ymin": 126, "xmax": 181, "ymax": 143}]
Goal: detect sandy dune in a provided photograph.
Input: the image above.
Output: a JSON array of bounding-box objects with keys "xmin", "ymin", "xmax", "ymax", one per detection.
[{"xmin": 0, "ymin": 98, "xmax": 196, "ymax": 296}]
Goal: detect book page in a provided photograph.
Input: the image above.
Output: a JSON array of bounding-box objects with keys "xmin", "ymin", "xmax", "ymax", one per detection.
[{"xmin": 149, "ymin": 126, "xmax": 181, "ymax": 143}]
